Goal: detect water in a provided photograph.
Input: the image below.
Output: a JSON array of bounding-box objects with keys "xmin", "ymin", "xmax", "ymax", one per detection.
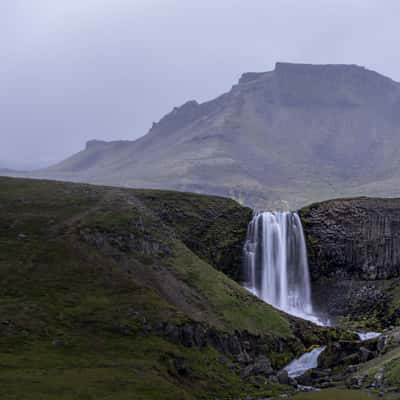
[
  {"xmin": 243, "ymin": 211, "xmax": 325, "ymax": 325},
  {"xmin": 284, "ymin": 346, "xmax": 326, "ymax": 378},
  {"xmin": 355, "ymin": 331, "xmax": 381, "ymax": 341}
]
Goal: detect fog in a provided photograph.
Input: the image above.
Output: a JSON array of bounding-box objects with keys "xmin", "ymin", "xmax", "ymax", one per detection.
[{"xmin": 1, "ymin": 0, "xmax": 400, "ymax": 169}]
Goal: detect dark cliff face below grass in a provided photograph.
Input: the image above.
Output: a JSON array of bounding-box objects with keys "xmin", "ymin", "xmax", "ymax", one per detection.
[
  {"xmin": 0, "ymin": 177, "xmax": 337, "ymax": 400},
  {"xmin": 300, "ymin": 197, "xmax": 400, "ymax": 329}
]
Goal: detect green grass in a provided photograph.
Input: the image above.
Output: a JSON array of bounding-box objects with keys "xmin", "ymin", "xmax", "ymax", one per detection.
[
  {"xmin": 0, "ymin": 335, "xmax": 287, "ymax": 400},
  {"xmin": 168, "ymin": 241, "xmax": 292, "ymax": 337},
  {"xmin": 347, "ymin": 345, "xmax": 400, "ymax": 392}
]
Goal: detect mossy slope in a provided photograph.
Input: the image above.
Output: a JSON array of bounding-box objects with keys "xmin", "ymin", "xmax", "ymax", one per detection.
[{"xmin": 0, "ymin": 177, "xmax": 320, "ymax": 399}]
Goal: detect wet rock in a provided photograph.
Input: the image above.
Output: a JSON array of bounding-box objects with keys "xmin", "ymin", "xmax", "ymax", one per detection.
[
  {"xmin": 341, "ymin": 353, "xmax": 361, "ymax": 366},
  {"xmin": 253, "ymin": 356, "xmax": 273, "ymax": 375},
  {"xmin": 345, "ymin": 365, "xmax": 359, "ymax": 374},
  {"xmin": 316, "ymin": 381, "xmax": 333, "ymax": 389},
  {"xmin": 296, "ymin": 371, "xmax": 313, "ymax": 386},
  {"xmin": 377, "ymin": 335, "xmax": 388, "ymax": 353},
  {"xmin": 236, "ymin": 351, "xmax": 252, "ymax": 364},
  {"xmin": 373, "ymin": 368, "xmax": 384, "ymax": 389},
  {"xmin": 296, "ymin": 384, "xmax": 317, "ymax": 392},
  {"xmin": 311, "ymin": 369, "xmax": 331, "ymax": 379},
  {"xmin": 348, "ymin": 374, "xmax": 368, "ymax": 389},
  {"xmin": 319, "ymin": 341, "xmax": 360, "ymax": 368},
  {"xmin": 241, "ymin": 356, "xmax": 273, "ymax": 378},
  {"xmin": 288, "ymin": 377, "xmax": 298, "ymax": 387},
  {"xmin": 277, "ymin": 370, "xmax": 290, "ymax": 385},
  {"xmin": 332, "ymin": 374, "xmax": 345, "ymax": 382},
  {"xmin": 359, "ymin": 346, "xmax": 375, "ymax": 362}
]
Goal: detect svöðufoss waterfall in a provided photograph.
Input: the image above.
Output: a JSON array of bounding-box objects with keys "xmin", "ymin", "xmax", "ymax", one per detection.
[{"xmin": 243, "ymin": 211, "xmax": 326, "ymax": 325}]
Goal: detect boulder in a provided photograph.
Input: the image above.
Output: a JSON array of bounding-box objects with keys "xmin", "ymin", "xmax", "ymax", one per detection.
[
  {"xmin": 348, "ymin": 374, "xmax": 368, "ymax": 389},
  {"xmin": 359, "ymin": 346, "xmax": 375, "ymax": 363},
  {"xmin": 373, "ymin": 368, "xmax": 385, "ymax": 389},
  {"xmin": 241, "ymin": 356, "xmax": 273, "ymax": 378},
  {"xmin": 277, "ymin": 370, "xmax": 290, "ymax": 385}
]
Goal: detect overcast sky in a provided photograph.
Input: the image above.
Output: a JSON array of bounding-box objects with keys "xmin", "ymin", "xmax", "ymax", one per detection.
[{"xmin": 1, "ymin": 0, "xmax": 400, "ymax": 169}]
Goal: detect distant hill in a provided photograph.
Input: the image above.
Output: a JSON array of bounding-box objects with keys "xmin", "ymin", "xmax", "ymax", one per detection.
[{"xmin": 33, "ymin": 62, "xmax": 400, "ymax": 209}]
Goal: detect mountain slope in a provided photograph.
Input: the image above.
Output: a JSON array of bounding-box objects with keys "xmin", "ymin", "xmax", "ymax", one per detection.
[{"xmin": 32, "ymin": 62, "xmax": 400, "ymax": 209}]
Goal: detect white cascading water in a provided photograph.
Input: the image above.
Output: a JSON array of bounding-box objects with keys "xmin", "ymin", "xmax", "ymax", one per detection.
[
  {"xmin": 284, "ymin": 346, "xmax": 326, "ymax": 378},
  {"xmin": 243, "ymin": 211, "xmax": 325, "ymax": 325}
]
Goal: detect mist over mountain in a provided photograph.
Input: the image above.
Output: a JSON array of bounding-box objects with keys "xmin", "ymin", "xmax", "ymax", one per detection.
[{"xmin": 32, "ymin": 62, "xmax": 400, "ymax": 209}]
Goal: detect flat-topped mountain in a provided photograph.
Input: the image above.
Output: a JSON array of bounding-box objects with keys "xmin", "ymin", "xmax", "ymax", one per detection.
[{"xmin": 30, "ymin": 62, "xmax": 400, "ymax": 209}]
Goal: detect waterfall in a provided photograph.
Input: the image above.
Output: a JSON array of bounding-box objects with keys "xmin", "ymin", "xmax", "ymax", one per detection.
[
  {"xmin": 283, "ymin": 346, "xmax": 326, "ymax": 378},
  {"xmin": 243, "ymin": 211, "xmax": 324, "ymax": 325}
]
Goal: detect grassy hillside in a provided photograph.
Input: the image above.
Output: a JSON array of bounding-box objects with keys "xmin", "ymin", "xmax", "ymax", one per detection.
[{"xmin": 0, "ymin": 177, "xmax": 331, "ymax": 399}]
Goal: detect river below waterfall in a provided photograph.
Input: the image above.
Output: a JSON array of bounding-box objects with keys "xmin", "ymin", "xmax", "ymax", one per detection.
[
  {"xmin": 284, "ymin": 346, "xmax": 326, "ymax": 378},
  {"xmin": 355, "ymin": 331, "xmax": 381, "ymax": 341}
]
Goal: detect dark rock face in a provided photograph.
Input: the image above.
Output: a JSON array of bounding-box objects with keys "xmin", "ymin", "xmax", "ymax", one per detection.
[
  {"xmin": 318, "ymin": 339, "xmax": 378, "ymax": 369},
  {"xmin": 300, "ymin": 197, "xmax": 400, "ymax": 322},
  {"xmin": 310, "ymin": 278, "xmax": 391, "ymax": 320},
  {"xmin": 161, "ymin": 322, "xmax": 286, "ymax": 365},
  {"xmin": 300, "ymin": 197, "xmax": 400, "ymax": 281},
  {"xmin": 159, "ymin": 321, "xmax": 296, "ymax": 377}
]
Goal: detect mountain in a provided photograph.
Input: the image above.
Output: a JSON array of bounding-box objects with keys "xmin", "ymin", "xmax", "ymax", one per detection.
[{"xmin": 33, "ymin": 62, "xmax": 400, "ymax": 209}]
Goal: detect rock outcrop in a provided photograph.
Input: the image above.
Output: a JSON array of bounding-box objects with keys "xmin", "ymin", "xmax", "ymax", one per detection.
[
  {"xmin": 300, "ymin": 197, "xmax": 400, "ymax": 324},
  {"xmin": 300, "ymin": 197, "xmax": 400, "ymax": 280}
]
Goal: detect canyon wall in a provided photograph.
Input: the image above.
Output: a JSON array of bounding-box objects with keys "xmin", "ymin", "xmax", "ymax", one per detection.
[
  {"xmin": 300, "ymin": 197, "xmax": 400, "ymax": 325},
  {"xmin": 300, "ymin": 197, "xmax": 400, "ymax": 280}
]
